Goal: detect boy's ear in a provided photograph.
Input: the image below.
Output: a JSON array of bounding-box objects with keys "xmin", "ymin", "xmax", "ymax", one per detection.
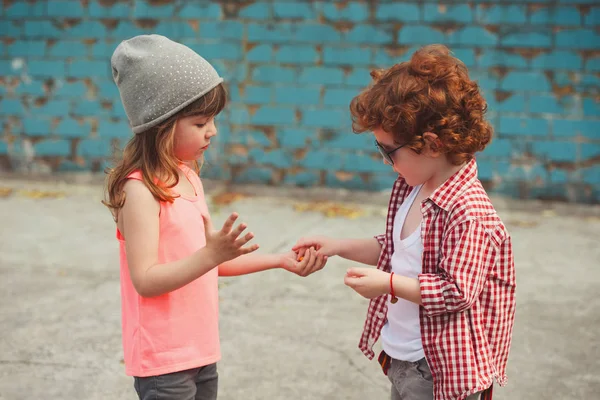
[{"xmin": 422, "ymin": 132, "xmax": 442, "ymax": 156}]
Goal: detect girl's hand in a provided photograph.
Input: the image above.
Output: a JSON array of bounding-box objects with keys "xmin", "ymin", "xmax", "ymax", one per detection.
[
  {"xmin": 292, "ymin": 236, "xmax": 340, "ymax": 257},
  {"xmin": 344, "ymin": 267, "xmax": 389, "ymax": 299},
  {"xmin": 203, "ymin": 212, "xmax": 259, "ymax": 265},
  {"xmin": 280, "ymin": 248, "xmax": 327, "ymax": 277}
]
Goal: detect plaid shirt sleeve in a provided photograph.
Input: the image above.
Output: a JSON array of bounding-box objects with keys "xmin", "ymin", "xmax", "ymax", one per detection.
[
  {"xmin": 419, "ymin": 219, "xmax": 496, "ymax": 317},
  {"xmin": 374, "ymin": 234, "xmax": 385, "ymax": 246}
]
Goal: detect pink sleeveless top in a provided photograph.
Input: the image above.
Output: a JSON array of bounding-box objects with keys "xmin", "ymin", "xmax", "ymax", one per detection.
[{"xmin": 118, "ymin": 164, "xmax": 220, "ymax": 377}]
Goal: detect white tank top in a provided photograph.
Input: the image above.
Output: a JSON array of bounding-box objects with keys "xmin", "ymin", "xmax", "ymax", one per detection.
[{"xmin": 381, "ymin": 184, "xmax": 425, "ymax": 362}]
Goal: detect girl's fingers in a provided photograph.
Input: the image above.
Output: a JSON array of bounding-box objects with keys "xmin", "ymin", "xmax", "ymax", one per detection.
[
  {"xmin": 239, "ymin": 243, "xmax": 260, "ymax": 255},
  {"xmin": 220, "ymin": 213, "xmax": 239, "ymax": 234},
  {"xmin": 229, "ymin": 222, "xmax": 247, "ymax": 239},
  {"xmin": 233, "ymin": 231, "xmax": 255, "ymax": 248}
]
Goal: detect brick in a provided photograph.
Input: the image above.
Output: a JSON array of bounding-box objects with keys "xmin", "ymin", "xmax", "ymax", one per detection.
[
  {"xmin": 376, "ymin": 3, "xmax": 420, "ymax": 22},
  {"xmin": 249, "ymin": 148, "xmax": 292, "ymax": 168},
  {"xmin": 301, "ymin": 150, "xmax": 344, "ymax": 169},
  {"xmin": 424, "ymin": 3, "xmax": 472, "ymax": 23},
  {"xmin": 0, "ymin": 99, "xmax": 25, "ymax": 115},
  {"xmin": 191, "ymin": 43, "xmax": 242, "ymax": 61},
  {"xmin": 199, "ymin": 22, "xmax": 244, "ymax": 40},
  {"xmin": 302, "ymin": 109, "xmax": 347, "ymax": 128},
  {"xmin": 470, "ymin": 70, "xmax": 500, "ymax": 91},
  {"xmin": 23, "ymin": 118, "xmax": 52, "ymax": 136},
  {"xmin": 97, "ymin": 81, "xmax": 119, "ymax": 99},
  {"xmin": 228, "ymin": 129, "xmax": 272, "ymax": 146},
  {"xmin": 233, "ymin": 167, "xmax": 274, "ymax": 184},
  {"xmin": 247, "ymin": 44, "xmax": 273, "ymax": 62},
  {"xmin": 452, "ymin": 49, "xmax": 476, "ymax": 68},
  {"xmin": 580, "ymin": 74, "xmax": 600, "ymax": 88},
  {"xmin": 581, "ymin": 143, "xmax": 600, "ymax": 160},
  {"xmin": 8, "ymin": 40, "xmax": 46, "ymax": 57},
  {"xmin": 299, "ymin": 67, "xmax": 344, "ymax": 85},
  {"xmin": 275, "ymin": 87, "xmax": 320, "ymax": 105},
  {"xmin": 478, "ymin": 50, "xmax": 527, "ymax": 68},
  {"xmin": 583, "ymin": 97, "xmax": 599, "ymax": 117},
  {"xmin": 477, "ymin": 5, "xmax": 526, "ymax": 24},
  {"xmin": 54, "ymin": 81, "xmax": 87, "ymax": 99},
  {"xmin": 482, "ymin": 138, "xmax": 512, "ymax": 158},
  {"xmin": 33, "ymin": 99, "xmax": 70, "ymax": 116},
  {"xmin": 0, "ymin": 141, "xmax": 8, "ymax": 155},
  {"xmin": 244, "ymin": 85, "xmax": 272, "ymax": 104},
  {"xmin": 5, "ymin": 1, "xmax": 45, "ymax": 17},
  {"xmin": 345, "ymin": 25, "xmax": 394, "ymax": 45},
  {"xmin": 98, "ymin": 120, "xmax": 131, "ymax": 138},
  {"xmin": 324, "ymin": 132, "xmax": 372, "ymax": 150},
  {"xmin": 91, "ymin": 41, "xmax": 119, "ymax": 58},
  {"xmin": 533, "ymin": 141, "xmax": 577, "ymax": 162},
  {"xmin": 151, "ymin": 22, "xmax": 180, "ymax": 38},
  {"xmin": 212, "ymin": 61, "xmax": 247, "ymax": 82},
  {"xmin": 531, "ymin": 7, "xmax": 582, "ymax": 26},
  {"xmin": 248, "ymin": 23, "xmax": 293, "ymax": 43},
  {"xmin": 78, "ymin": 139, "xmax": 112, "ymax": 158},
  {"xmin": 553, "ymin": 119, "xmax": 599, "ymax": 139},
  {"xmin": 499, "ymin": 117, "xmax": 550, "ymax": 136},
  {"xmin": 178, "ymin": 3, "xmax": 221, "ymax": 18},
  {"xmin": 15, "ymin": 80, "xmax": 46, "ymax": 96},
  {"xmin": 294, "ymin": 24, "xmax": 342, "ymax": 42},
  {"xmin": 325, "ymin": 170, "xmax": 364, "ymax": 189},
  {"xmin": 284, "ymin": 171, "xmax": 320, "ymax": 187},
  {"xmin": 324, "ymin": 89, "xmax": 357, "ymax": 107},
  {"xmin": 399, "ymin": 26, "xmax": 446, "ymax": 45},
  {"xmin": 0, "ymin": 20, "xmax": 22, "ymax": 36},
  {"xmin": 373, "ymin": 47, "xmax": 418, "ymax": 66},
  {"xmin": 345, "ymin": 68, "xmax": 372, "ymax": 87},
  {"xmin": 581, "ymin": 166, "xmax": 600, "ymax": 185},
  {"xmin": 501, "ymin": 32, "xmax": 552, "ymax": 48},
  {"xmin": 343, "ymin": 153, "xmax": 389, "ymax": 173},
  {"xmin": 48, "ymin": 41, "xmax": 88, "ymax": 58},
  {"xmin": 275, "ymin": 45, "xmax": 319, "ymax": 64},
  {"xmin": 548, "ymin": 168, "xmax": 569, "ymax": 184},
  {"xmin": 322, "ymin": 2, "xmax": 369, "ymax": 22},
  {"xmin": 47, "ymin": 0, "xmax": 85, "ymax": 17},
  {"xmin": 584, "ymin": 7, "xmax": 600, "ymax": 27},
  {"xmin": 110, "ymin": 22, "xmax": 146, "ymax": 39},
  {"xmin": 24, "ymin": 21, "xmax": 63, "ymax": 38},
  {"xmin": 251, "ymin": 106, "xmax": 296, "ymax": 125},
  {"xmin": 501, "ymin": 72, "xmax": 551, "ymax": 91},
  {"xmin": 531, "ymin": 51, "xmax": 582, "ymax": 70},
  {"xmin": 34, "ymin": 140, "xmax": 70, "ymax": 157},
  {"xmin": 239, "ymin": 2, "xmax": 272, "ymax": 19},
  {"xmin": 55, "ymin": 118, "xmax": 92, "ymax": 138},
  {"xmin": 323, "ymin": 46, "xmax": 371, "ymax": 66},
  {"xmin": 529, "ymin": 94, "xmax": 577, "ymax": 115},
  {"xmin": 68, "ymin": 61, "xmax": 108, "ymax": 78},
  {"xmin": 229, "ymin": 106, "xmax": 250, "ymax": 125},
  {"xmin": 556, "ymin": 29, "xmax": 600, "ymax": 49},
  {"xmin": 486, "ymin": 92, "xmax": 526, "ymax": 113},
  {"xmin": 273, "ymin": 2, "xmax": 316, "ymax": 19},
  {"xmin": 66, "ymin": 21, "xmax": 108, "ymax": 38},
  {"xmin": 88, "ymin": 1, "xmax": 131, "ymax": 18},
  {"xmin": 132, "ymin": 0, "xmax": 174, "ymax": 18},
  {"xmin": 58, "ymin": 160, "xmax": 90, "ymax": 172},
  {"xmin": 252, "ymin": 66, "xmax": 296, "ymax": 83},
  {"xmin": 449, "ymin": 26, "xmax": 497, "ymax": 47},
  {"xmin": 278, "ymin": 128, "xmax": 318, "ymax": 148}
]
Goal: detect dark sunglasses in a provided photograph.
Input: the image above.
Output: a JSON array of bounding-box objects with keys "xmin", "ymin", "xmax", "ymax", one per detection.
[{"xmin": 375, "ymin": 140, "xmax": 407, "ymax": 165}]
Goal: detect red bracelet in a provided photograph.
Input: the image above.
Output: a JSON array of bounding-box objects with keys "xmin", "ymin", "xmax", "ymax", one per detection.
[{"xmin": 390, "ymin": 272, "xmax": 398, "ymax": 304}]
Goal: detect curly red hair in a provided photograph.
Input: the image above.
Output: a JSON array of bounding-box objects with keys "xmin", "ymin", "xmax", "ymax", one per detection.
[{"xmin": 349, "ymin": 45, "xmax": 492, "ymax": 165}]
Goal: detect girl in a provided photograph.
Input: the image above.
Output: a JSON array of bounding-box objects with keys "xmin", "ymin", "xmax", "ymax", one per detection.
[{"xmin": 104, "ymin": 35, "xmax": 326, "ymax": 400}]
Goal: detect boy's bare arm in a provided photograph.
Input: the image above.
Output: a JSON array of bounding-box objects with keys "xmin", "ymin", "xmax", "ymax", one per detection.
[{"xmin": 293, "ymin": 237, "xmax": 382, "ymax": 266}]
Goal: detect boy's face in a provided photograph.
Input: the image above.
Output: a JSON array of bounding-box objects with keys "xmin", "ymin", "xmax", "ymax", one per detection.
[
  {"xmin": 173, "ymin": 114, "xmax": 217, "ymax": 161},
  {"xmin": 372, "ymin": 127, "xmax": 440, "ymax": 187}
]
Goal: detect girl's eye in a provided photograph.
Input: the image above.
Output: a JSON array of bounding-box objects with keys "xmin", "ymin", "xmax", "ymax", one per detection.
[{"xmin": 195, "ymin": 123, "xmax": 206, "ymax": 128}]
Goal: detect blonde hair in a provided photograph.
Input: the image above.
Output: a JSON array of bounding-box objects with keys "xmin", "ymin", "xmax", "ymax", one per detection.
[{"xmin": 102, "ymin": 84, "xmax": 227, "ymax": 220}]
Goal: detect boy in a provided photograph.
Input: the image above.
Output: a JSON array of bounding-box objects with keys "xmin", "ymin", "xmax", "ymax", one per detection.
[{"xmin": 294, "ymin": 45, "xmax": 516, "ymax": 400}]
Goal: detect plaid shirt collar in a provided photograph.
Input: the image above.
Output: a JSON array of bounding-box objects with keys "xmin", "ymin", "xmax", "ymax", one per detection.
[{"xmin": 427, "ymin": 158, "xmax": 478, "ymax": 212}]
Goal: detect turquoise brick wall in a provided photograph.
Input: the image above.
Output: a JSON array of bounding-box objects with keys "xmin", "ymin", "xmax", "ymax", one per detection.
[{"xmin": 0, "ymin": 0, "xmax": 599, "ymax": 202}]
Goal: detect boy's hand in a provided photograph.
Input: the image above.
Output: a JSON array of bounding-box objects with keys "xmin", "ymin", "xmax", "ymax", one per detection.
[
  {"xmin": 203, "ymin": 213, "xmax": 259, "ymax": 265},
  {"xmin": 292, "ymin": 236, "xmax": 340, "ymax": 257},
  {"xmin": 344, "ymin": 267, "xmax": 389, "ymax": 299},
  {"xmin": 280, "ymin": 248, "xmax": 327, "ymax": 277}
]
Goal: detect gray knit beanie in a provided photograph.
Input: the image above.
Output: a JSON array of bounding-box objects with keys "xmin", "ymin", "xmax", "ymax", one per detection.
[{"xmin": 111, "ymin": 34, "xmax": 223, "ymax": 134}]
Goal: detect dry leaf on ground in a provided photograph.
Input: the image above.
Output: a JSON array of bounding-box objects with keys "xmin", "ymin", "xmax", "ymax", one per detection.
[
  {"xmin": 211, "ymin": 192, "xmax": 248, "ymax": 206},
  {"xmin": 18, "ymin": 189, "xmax": 66, "ymax": 199},
  {"xmin": 0, "ymin": 187, "xmax": 14, "ymax": 198},
  {"xmin": 293, "ymin": 201, "xmax": 365, "ymax": 219}
]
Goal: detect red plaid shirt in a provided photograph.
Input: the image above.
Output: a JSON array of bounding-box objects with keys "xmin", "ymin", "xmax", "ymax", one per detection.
[{"xmin": 360, "ymin": 159, "xmax": 516, "ymax": 400}]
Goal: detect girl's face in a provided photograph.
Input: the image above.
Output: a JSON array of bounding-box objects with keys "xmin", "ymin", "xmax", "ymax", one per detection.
[{"xmin": 173, "ymin": 114, "xmax": 217, "ymax": 161}]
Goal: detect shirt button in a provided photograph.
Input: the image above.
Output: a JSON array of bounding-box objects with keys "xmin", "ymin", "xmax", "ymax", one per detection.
[{"xmin": 376, "ymin": 311, "xmax": 385, "ymax": 319}]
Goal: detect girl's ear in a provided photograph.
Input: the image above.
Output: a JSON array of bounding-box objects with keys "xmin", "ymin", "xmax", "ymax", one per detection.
[{"xmin": 422, "ymin": 132, "xmax": 442, "ymax": 157}]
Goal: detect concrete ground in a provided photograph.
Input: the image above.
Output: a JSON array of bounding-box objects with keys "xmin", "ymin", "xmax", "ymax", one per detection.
[{"xmin": 0, "ymin": 175, "xmax": 599, "ymax": 400}]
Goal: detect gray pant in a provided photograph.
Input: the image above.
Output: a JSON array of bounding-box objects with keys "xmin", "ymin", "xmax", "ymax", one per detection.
[
  {"xmin": 134, "ymin": 363, "xmax": 218, "ymax": 400},
  {"xmin": 388, "ymin": 358, "xmax": 481, "ymax": 400}
]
